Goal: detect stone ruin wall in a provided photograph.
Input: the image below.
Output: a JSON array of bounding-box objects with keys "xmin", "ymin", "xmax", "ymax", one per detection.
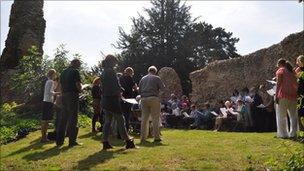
[
  {"xmin": 190, "ymin": 31, "xmax": 304, "ymax": 106},
  {"xmin": 0, "ymin": 0, "xmax": 46, "ymax": 104},
  {"xmin": 158, "ymin": 67, "xmax": 183, "ymax": 101}
]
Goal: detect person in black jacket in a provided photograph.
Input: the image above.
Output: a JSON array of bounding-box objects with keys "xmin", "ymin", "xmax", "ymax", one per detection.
[
  {"xmin": 250, "ymin": 87, "xmax": 265, "ymax": 132},
  {"xmin": 119, "ymin": 67, "xmax": 137, "ymax": 132},
  {"xmin": 101, "ymin": 55, "xmax": 136, "ymax": 150}
]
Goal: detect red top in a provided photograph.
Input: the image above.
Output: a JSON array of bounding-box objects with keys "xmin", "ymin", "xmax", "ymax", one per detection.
[{"xmin": 276, "ymin": 67, "xmax": 298, "ymax": 101}]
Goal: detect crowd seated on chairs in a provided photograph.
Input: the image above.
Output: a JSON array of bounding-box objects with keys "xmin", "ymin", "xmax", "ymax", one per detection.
[{"xmin": 149, "ymin": 86, "xmax": 277, "ymax": 132}]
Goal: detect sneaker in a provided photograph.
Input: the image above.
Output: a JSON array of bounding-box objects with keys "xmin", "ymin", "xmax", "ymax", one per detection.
[
  {"xmin": 69, "ymin": 142, "xmax": 83, "ymax": 147},
  {"xmin": 102, "ymin": 141, "xmax": 114, "ymax": 150},
  {"xmin": 125, "ymin": 139, "xmax": 136, "ymax": 149}
]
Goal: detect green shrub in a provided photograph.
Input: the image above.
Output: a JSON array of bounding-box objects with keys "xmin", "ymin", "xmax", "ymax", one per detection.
[
  {"xmin": 0, "ymin": 102, "xmax": 40, "ymax": 144},
  {"xmin": 0, "ymin": 126, "xmax": 16, "ymax": 144},
  {"xmin": 78, "ymin": 114, "xmax": 91, "ymax": 128}
]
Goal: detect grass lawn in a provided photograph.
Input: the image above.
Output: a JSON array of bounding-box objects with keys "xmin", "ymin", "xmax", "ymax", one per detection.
[{"xmin": 1, "ymin": 128, "xmax": 303, "ymax": 170}]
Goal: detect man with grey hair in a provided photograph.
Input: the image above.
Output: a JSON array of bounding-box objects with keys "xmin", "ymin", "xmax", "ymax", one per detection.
[{"xmin": 138, "ymin": 66, "xmax": 165, "ymax": 143}]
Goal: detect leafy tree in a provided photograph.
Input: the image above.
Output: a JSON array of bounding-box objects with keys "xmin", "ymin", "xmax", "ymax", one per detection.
[
  {"xmin": 10, "ymin": 46, "xmax": 44, "ymax": 100},
  {"xmin": 52, "ymin": 44, "xmax": 70, "ymax": 74},
  {"xmin": 116, "ymin": 0, "xmax": 239, "ymax": 94}
]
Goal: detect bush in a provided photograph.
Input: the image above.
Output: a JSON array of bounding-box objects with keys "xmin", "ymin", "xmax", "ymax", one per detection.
[
  {"xmin": 0, "ymin": 102, "xmax": 40, "ymax": 144},
  {"xmin": 78, "ymin": 114, "xmax": 92, "ymax": 128}
]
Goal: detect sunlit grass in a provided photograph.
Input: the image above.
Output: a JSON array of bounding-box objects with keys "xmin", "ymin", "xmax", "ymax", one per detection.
[{"xmin": 1, "ymin": 128, "xmax": 303, "ymax": 170}]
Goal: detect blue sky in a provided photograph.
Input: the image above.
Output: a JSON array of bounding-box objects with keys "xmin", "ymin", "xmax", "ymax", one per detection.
[{"xmin": 1, "ymin": 1, "xmax": 303, "ymax": 67}]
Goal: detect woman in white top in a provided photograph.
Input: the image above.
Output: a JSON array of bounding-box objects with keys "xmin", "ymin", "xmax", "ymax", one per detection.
[{"xmin": 41, "ymin": 69, "xmax": 60, "ymax": 143}]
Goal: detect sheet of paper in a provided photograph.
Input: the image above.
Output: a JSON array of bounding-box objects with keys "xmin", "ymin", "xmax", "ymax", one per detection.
[
  {"xmin": 228, "ymin": 108, "xmax": 238, "ymax": 115},
  {"xmin": 257, "ymin": 104, "xmax": 266, "ymax": 108},
  {"xmin": 266, "ymin": 80, "xmax": 277, "ymax": 85},
  {"xmin": 220, "ymin": 108, "xmax": 228, "ymax": 117},
  {"xmin": 123, "ymin": 98, "xmax": 138, "ymax": 104},
  {"xmin": 81, "ymin": 84, "xmax": 91, "ymax": 90},
  {"xmin": 267, "ymin": 89, "xmax": 275, "ymax": 96},
  {"xmin": 211, "ymin": 111, "xmax": 218, "ymax": 116}
]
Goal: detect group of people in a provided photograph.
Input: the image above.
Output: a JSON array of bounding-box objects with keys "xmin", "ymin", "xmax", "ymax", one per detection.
[
  {"xmin": 40, "ymin": 54, "xmax": 304, "ymax": 149},
  {"xmin": 41, "ymin": 54, "xmax": 165, "ymax": 150},
  {"xmin": 160, "ymin": 87, "xmax": 275, "ymax": 132}
]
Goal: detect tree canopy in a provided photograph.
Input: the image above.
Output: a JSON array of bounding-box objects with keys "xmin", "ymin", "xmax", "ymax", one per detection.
[{"xmin": 116, "ymin": 0, "xmax": 239, "ymax": 94}]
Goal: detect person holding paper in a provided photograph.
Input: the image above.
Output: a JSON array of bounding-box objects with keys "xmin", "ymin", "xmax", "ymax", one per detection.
[
  {"xmin": 119, "ymin": 67, "xmax": 137, "ymax": 132},
  {"xmin": 275, "ymin": 59, "xmax": 298, "ymax": 139},
  {"xmin": 213, "ymin": 101, "xmax": 235, "ymax": 131},
  {"xmin": 100, "ymin": 55, "xmax": 136, "ymax": 150}
]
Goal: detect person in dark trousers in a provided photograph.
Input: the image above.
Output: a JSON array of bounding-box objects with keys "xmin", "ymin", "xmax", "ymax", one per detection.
[
  {"xmin": 101, "ymin": 54, "xmax": 136, "ymax": 150},
  {"xmin": 119, "ymin": 67, "xmax": 137, "ymax": 132},
  {"xmin": 250, "ymin": 87, "xmax": 265, "ymax": 132},
  {"xmin": 91, "ymin": 77, "xmax": 102, "ymax": 133},
  {"xmin": 56, "ymin": 59, "xmax": 82, "ymax": 147}
]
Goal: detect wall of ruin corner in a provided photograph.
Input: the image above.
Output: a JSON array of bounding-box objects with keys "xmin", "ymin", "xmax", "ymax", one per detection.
[{"xmin": 190, "ymin": 31, "xmax": 304, "ymax": 105}]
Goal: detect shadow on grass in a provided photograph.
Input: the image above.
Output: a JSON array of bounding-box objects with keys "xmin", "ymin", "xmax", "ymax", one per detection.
[
  {"xmin": 138, "ymin": 141, "xmax": 168, "ymax": 148},
  {"xmin": 75, "ymin": 148, "xmax": 127, "ymax": 170},
  {"xmin": 78, "ymin": 132, "xmax": 102, "ymax": 141},
  {"xmin": 22, "ymin": 146, "xmax": 61, "ymax": 161},
  {"xmin": 6, "ymin": 138, "xmax": 49, "ymax": 157}
]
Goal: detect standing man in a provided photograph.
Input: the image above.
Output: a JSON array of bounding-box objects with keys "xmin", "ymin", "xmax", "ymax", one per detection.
[
  {"xmin": 119, "ymin": 67, "xmax": 137, "ymax": 132},
  {"xmin": 139, "ymin": 66, "xmax": 165, "ymax": 143},
  {"xmin": 56, "ymin": 59, "xmax": 82, "ymax": 147}
]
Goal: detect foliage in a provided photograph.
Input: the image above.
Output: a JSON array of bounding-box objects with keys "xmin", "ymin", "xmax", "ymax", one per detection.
[
  {"xmin": 78, "ymin": 114, "xmax": 92, "ymax": 128},
  {"xmin": 52, "ymin": 44, "xmax": 70, "ymax": 74},
  {"xmin": 0, "ymin": 102, "xmax": 40, "ymax": 144},
  {"xmin": 91, "ymin": 60, "xmax": 103, "ymax": 76},
  {"xmin": 265, "ymin": 140, "xmax": 304, "ymax": 171},
  {"xmin": 116, "ymin": 0, "xmax": 239, "ymax": 94},
  {"xmin": 10, "ymin": 46, "xmax": 45, "ymax": 100}
]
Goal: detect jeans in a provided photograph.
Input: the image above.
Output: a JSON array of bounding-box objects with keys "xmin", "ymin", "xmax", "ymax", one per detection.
[{"xmin": 102, "ymin": 109, "xmax": 130, "ymax": 142}]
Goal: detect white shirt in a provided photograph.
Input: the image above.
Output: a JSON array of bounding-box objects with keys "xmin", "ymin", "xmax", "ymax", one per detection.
[{"xmin": 43, "ymin": 79, "xmax": 55, "ymax": 103}]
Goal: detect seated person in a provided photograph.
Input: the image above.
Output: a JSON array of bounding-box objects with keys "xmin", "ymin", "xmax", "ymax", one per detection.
[
  {"xmin": 179, "ymin": 95, "xmax": 191, "ymax": 112},
  {"xmin": 182, "ymin": 104, "xmax": 198, "ymax": 127},
  {"xmin": 168, "ymin": 93, "xmax": 180, "ymax": 111},
  {"xmin": 213, "ymin": 101, "xmax": 236, "ymax": 131},
  {"xmin": 190, "ymin": 103, "xmax": 215, "ymax": 129}
]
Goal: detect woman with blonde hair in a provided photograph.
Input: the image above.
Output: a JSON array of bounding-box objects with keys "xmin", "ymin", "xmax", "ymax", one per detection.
[
  {"xmin": 91, "ymin": 77, "xmax": 102, "ymax": 132},
  {"xmin": 41, "ymin": 69, "xmax": 60, "ymax": 143}
]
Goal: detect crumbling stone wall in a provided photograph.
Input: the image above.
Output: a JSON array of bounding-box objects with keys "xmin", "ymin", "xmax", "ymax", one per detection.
[
  {"xmin": 0, "ymin": 0, "xmax": 45, "ymax": 104},
  {"xmin": 158, "ymin": 67, "xmax": 183, "ymax": 101},
  {"xmin": 0, "ymin": 0, "xmax": 45, "ymax": 69},
  {"xmin": 190, "ymin": 31, "xmax": 304, "ymax": 105}
]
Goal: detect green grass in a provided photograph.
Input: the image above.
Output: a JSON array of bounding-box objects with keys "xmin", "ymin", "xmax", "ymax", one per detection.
[{"xmin": 0, "ymin": 128, "xmax": 303, "ymax": 170}]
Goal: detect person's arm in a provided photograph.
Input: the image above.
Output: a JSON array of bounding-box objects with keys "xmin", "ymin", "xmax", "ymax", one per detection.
[
  {"xmin": 73, "ymin": 70, "xmax": 82, "ymax": 92},
  {"xmin": 275, "ymin": 71, "xmax": 283, "ymax": 104},
  {"xmin": 138, "ymin": 79, "xmax": 143, "ymax": 95},
  {"xmin": 158, "ymin": 77, "xmax": 165, "ymax": 90}
]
